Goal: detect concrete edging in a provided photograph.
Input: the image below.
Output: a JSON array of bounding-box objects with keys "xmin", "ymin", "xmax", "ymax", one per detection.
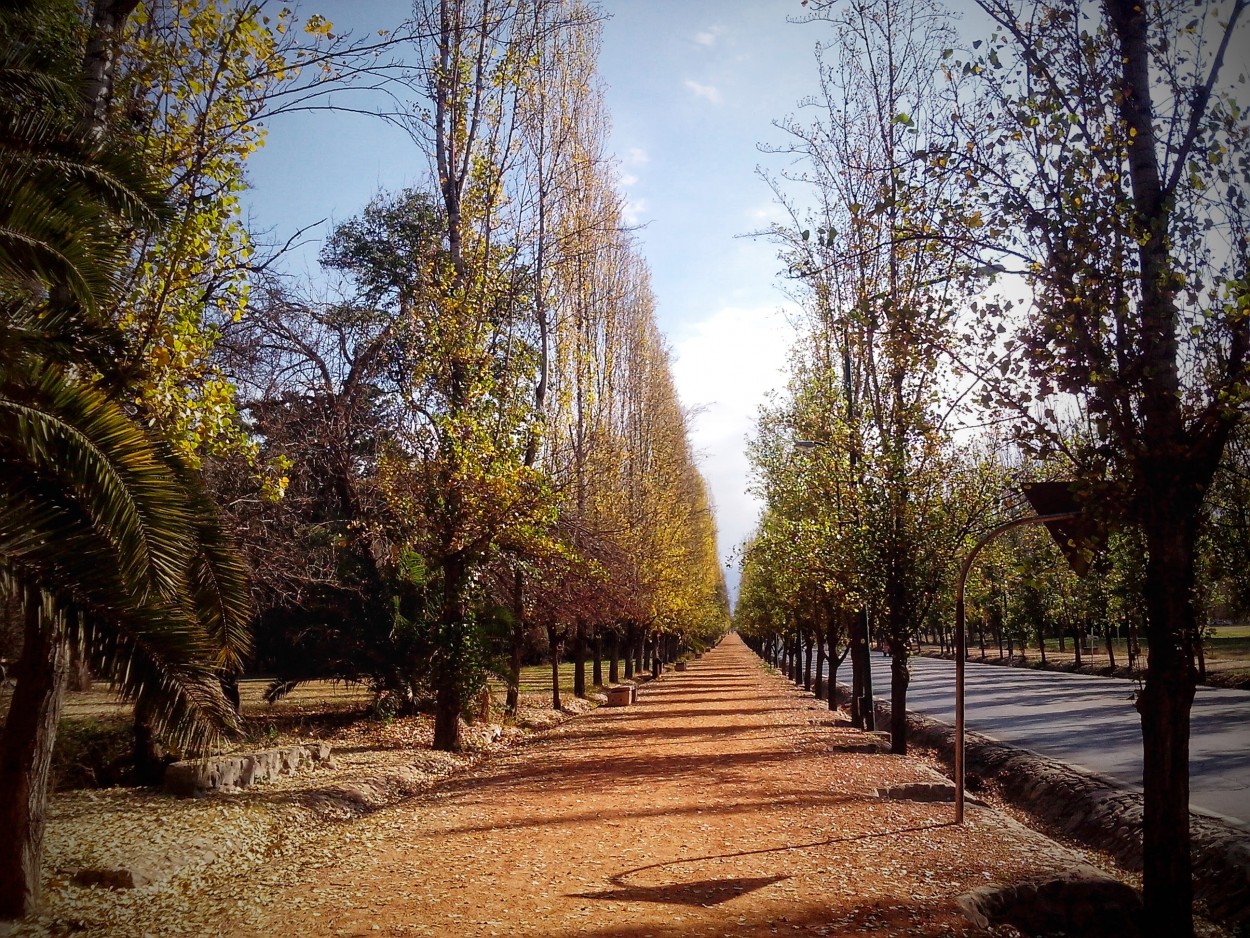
[{"xmin": 851, "ymin": 687, "xmax": 1250, "ymax": 930}]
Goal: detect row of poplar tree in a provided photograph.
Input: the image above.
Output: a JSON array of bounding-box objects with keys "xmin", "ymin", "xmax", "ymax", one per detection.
[
  {"xmin": 0, "ymin": 0, "xmax": 727, "ymax": 918},
  {"xmin": 733, "ymin": 0, "xmax": 1249, "ymax": 936}
]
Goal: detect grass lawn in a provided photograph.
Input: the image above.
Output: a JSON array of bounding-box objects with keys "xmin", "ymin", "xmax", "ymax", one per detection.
[
  {"xmin": 38, "ymin": 657, "xmax": 636, "ymax": 726},
  {"xmin": 502, "ymin": 658, "xmax": 632, "ymax": 700}
]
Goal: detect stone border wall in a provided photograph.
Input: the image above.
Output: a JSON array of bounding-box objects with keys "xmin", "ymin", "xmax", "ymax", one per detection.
[{"xmin": 163, "ymin": 742, "xmax": 331, "ymax": 797}]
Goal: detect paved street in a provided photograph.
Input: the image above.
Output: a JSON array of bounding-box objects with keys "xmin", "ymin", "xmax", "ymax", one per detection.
[{"xmin": 862, "ymin": 655, "xmax": 1250, "ymax": 827}]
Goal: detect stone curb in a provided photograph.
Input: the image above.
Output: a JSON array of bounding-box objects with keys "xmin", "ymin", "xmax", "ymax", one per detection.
[{"xmin": 857, "ymin": 690, "xmax": 1250, "ymax": 930}]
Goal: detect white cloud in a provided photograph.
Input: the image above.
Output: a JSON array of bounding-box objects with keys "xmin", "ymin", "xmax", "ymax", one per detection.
[
  {"xmin": 625, "ymin": 146, "xmax": 649, "ymax": 165},
  {"xmin": 684, "ymin": 79, "xmax": 723, "ymax": 105},
  {"xmin": 670, "ymin": 304, "xmax": 797, "ymax": 594},
  {"xmin": 622, "ymin": 198, "xmax": 648, "ymax": 226},
  {"xmin": 694, "ymin": 26, "xmax": 722, "ymax": 47},
  {"xmin": 618, "ymin": 171, "xmax": 639, "ymax": 187},
  {"xmin": 746, "ymin": 202, "xmax": 787, "ymax": 225}
]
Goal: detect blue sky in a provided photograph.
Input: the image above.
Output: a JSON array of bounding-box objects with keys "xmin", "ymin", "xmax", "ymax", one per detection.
[{"xmin": 242, "ymin": 1, "xmax": 841, "ymax": 597}]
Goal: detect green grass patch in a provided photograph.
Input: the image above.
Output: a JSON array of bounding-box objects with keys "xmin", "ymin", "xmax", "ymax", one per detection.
[
  {"xmin": 498, "ymin": 660, "xmax": 632, "ymax": 699},
  {"xmin": 1209, "ymin": 623, "xmax": 1250, "ymax": 639}
]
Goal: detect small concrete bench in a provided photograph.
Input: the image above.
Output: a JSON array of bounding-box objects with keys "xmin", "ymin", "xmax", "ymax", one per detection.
[{"xmin": 605, "ymin": 685, "xmax": 633, "ymax": 707}]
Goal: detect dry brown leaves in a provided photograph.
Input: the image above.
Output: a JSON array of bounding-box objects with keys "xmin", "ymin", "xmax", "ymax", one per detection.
[{"xmin": 5, "ymin": 648, "xmax": 1222, "ymax": 938}]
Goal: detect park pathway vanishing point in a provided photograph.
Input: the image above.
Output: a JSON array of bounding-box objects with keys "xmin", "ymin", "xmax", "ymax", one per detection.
[{"xmin": 239, "ymin": 634, "xmax": 1109, "ymax": 937}]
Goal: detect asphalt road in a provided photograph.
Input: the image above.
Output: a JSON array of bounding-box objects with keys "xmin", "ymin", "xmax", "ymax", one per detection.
[{"xmin": 858, "ymin": 654, "xmax": 1250, "ymax": 827}]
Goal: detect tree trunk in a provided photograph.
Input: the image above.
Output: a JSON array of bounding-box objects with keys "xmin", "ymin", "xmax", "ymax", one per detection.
[
  {"xmin": 849, "ymin": 610, "xmax": 865, "ymax": 728},
  {"xmin": 826, "ymin": 609, "xmax": 840, "ymax": 711},
  {"xmin": 1136, "ymin": 509, "xmax": 1201, "ymax": 938},
  {"xmin": 220, "ymin": 673, "xmax": 240, "ymax": 713},
  {"xmin": 432, "ymin": 555, "xmax": 468, "ymax": 752},
  {"xmin": 802, "ymin": 632, "xmax": 813, "ymax": 691},
  {"xmin": 889, "ymin": 641, "xmax": 910, "ymax": 754},
  {"xmin": 592, "ymin": 628, "xmax": 603, "ymax": 687},
  {"xmin": 67, "ymin": 645, "xmax": 92, "ymax": 693},
  {"xmin": 573, "ymin": 619, "xmax": 587, "ymax": 698},
  {"xmin": 133, "ymin": 697, "xmax": 171, "ymax": 786},
  {"xmin": 608, "ymin": 631, "xmax": 620, "ymax": 684},
  {"xmin": 0, "ymin": 599, "xmax": 70, "ymax": 919},
  {"xmin": 506, "ymin": 571, "xmax": 525, "ymax": 716},
  {"xmin": 82, "ymin": 0, "xmax": 141, "ymax": 139},
  {"xmin": 1105, "ymin": 629, "xmax": 1117, "ymax": 671},
  {"xmin": 547, "ymin": 624, "xmax": 563, "ymax": 711},
  {"xmin": 433, "ymin": 680, "xmax": 462, "ymax": 751},
  {"xmin": 1037, "ymin": 627, "xmax": 1047, "ymax": 664},
  {"xmin": 814, "ymin": 632, "xmax": 826, "ymax": 701}
]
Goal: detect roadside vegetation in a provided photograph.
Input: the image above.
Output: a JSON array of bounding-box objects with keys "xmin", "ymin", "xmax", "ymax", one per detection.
[
  {"xmin": 2, "ymin": 0, "xmax": 1247, "ymax": 935},
  {"xmin": 735, "ymin": 0, "xmax": 1249, "ymax": 935},
  {"xmin": 0, "ymin": 0, "xmax": 726, "ymax": 921},
  {"xmin": 914, "ymin": 621, "xmax": 1250, "ymax": 691}
]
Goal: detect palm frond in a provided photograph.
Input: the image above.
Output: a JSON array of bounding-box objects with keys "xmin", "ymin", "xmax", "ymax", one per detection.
[
  {"xmin": 0, "ymin": 371, "xmax": 250, "ymax": 752},
  {"xmin": 0, "ymin": 9, "xmax": 244, "ymax": 760},
  {"xmin": 0, "ymin": 38, "xmax": 167, "ymax": 315},
  {"xmin": 0, "ymin": 364, "xmax": 197, "ymax": 598}
]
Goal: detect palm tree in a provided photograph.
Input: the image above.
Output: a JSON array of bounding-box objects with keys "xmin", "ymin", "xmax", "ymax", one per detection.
[{"xmin": 0, "ymin": 5, "xmax": 251, "ymax": 918}]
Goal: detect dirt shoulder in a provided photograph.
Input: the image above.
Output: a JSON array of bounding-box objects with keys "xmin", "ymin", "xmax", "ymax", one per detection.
[{"xmin": 7, "ymin": 636, "xmax": 1145, "ymax": 937}]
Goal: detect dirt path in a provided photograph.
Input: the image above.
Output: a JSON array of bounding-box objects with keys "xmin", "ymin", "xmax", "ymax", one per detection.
[{"xmin": 236, "ymin": 635, "xmax": 1104, "ymax": 937}]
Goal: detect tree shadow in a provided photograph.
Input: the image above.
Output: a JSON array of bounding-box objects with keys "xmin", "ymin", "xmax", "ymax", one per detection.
[
  {"xmin": 569, "ymin": 874, "xmax": 788, "ymax": 907},
  {"xmin": 561, "ymin": 894, "xmax": 966, "ymax": 937},
  {"xmin": 567, "ymin": 821, "xmax": 953, "ymax": 908}
]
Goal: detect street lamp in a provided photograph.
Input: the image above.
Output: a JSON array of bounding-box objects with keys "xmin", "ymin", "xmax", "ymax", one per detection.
[{"xmin": 952, "ymin": 481, "xmax": 1099, "ymax": 823}]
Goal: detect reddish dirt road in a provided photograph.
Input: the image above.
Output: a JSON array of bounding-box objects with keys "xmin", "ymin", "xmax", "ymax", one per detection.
[{"xmin": 238, "ymin": 634, "xmax": 1102, "ymax": 937}]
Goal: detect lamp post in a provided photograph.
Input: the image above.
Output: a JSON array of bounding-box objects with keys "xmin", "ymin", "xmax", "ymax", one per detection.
[
  {"xmin": 952, "ymin": 480, "xmax": 1099, "ymax": 823},
  {"xmin": 952, "ymin": 510, "xmax": 1080, "ymax": 823}
]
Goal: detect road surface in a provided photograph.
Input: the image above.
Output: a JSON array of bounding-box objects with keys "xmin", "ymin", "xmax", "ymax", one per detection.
[{"xmin": 858, "ymin": 654, "xmax": 1250, "ymax": 827}]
